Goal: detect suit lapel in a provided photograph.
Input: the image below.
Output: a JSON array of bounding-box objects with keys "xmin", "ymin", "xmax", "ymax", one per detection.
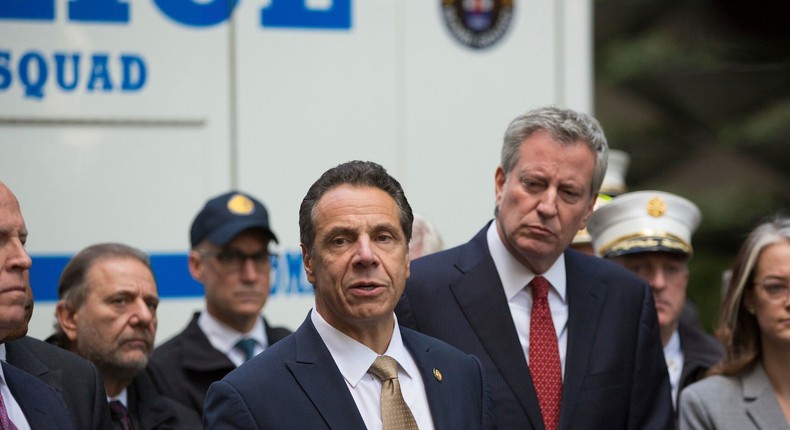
[
  {"xmin": 401, "ymin": 328, "xmax": 457, "ymax": 428},
  {"xmin": 6, "ymin": 339, "xmax": 64, "ymax": 396},
  {"xmin": 2, "ymin": 362, "xmax": 61, "ymax": 429},
  {"xmin": 560, "ymin": 250, "xmax": 606, "ymax": 428},
  {"xmin": 286, "ymin": 316, "xmax": 368, "ymax": 430},
  {"xmin": 743, "ymin": 363, "xmax": 790, "ymax": 430},
  {"xmin": 449, "ymin": 228, "xmax": 544, "ymax": 429}
]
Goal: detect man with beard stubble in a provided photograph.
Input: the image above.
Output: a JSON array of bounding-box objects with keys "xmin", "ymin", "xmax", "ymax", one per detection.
[{"xmin": 48, "ymin": 243, "xmax": 200, "ymax": 430}]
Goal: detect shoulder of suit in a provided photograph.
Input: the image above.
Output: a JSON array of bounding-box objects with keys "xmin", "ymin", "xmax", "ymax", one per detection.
[{"xmin": 12, "ymin": 336, "xmax": 95, "ymax": 372}]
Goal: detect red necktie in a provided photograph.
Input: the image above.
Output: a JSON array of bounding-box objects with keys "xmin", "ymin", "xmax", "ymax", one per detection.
[
  {"xmin": 529, "ymin": 276, "xmax": 562, "ymax": 430},
  {"xmin": 0, "ymin": 390, "xmax": 19, "ymax": 430}
]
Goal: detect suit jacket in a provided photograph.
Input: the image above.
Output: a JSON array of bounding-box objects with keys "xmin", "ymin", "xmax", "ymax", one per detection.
[
  {"xmin": 395, "ymin": 223, "xmax": 674, "ymax": 430},
  {"xmin": 677, "ymin": 320, "xmax": 724, "ymax": 400},
  {"xmin": 6, "ymin": 336, "xmax": 112, "ymax": 430},
  {"xmin": 2, "ymin": 360, "xmax": 77, "ymax": 430},
  {"xmin": 147, "ymin": 312, "xmax": 291, "ymax": 416},
  {"xmin": 679, "ymin": 362, "xmax": 789, "ymax": 430},
  {"xmin": 203, "ymin": 313, "xmax": 495, "ymax": 429},
  {"xmin": 123, "ymin": 371, "xmax": 202, "ymax": 430}
]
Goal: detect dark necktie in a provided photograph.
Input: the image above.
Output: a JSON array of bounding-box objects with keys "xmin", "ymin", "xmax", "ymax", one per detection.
[
  {"xmin": 109, "ymin": 400, "xmax": 134, "ymax": 430},
  {"xmin": 0, "ymin": 390, "xmax": 19, "ymax": 430},
  {"xmin": 234, "ymin": 338, "xmax": 257, "ymax": 362},
  {"xmin": 368, "ymin": 355, "xmax": 419, "ymax": 430},
  {"xmin": 529, "ymin": 276, "xmax": 562, "ymax": 430}
]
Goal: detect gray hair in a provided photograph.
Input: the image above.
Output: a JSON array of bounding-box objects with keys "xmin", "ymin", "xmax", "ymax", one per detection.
[{"xmin": 501, "ymin": 106, "xmax": 609, "ymax": 197}]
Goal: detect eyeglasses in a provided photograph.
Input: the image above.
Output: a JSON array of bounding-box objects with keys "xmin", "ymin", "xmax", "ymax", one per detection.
[
  {"xmin": 198, "ymin": 249, "xmax": 276, "ymax": 271},
  {"xmin": 754, "ymin": 279, "xmax": 790, "ymax": 303}
]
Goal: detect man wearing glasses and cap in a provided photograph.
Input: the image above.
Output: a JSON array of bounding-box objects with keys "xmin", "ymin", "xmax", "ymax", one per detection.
[
  {"xmin": 587, "ymin": 190, "xmax": 723, "ymax": 415},
  {"xmin": 147, "ymin": 191, "xmax": 292, "ymax": 416}
]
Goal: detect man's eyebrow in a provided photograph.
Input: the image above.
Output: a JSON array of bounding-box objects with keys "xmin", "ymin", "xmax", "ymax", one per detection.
[{"xmin": 322, "ymin": 226, "xmax": 357, "ymax": 239}]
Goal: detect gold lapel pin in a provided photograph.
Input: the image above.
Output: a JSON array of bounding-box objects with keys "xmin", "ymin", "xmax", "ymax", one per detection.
[{"xmin": 433, "ymin": 368, "xmax": 443, "ymax": 382}]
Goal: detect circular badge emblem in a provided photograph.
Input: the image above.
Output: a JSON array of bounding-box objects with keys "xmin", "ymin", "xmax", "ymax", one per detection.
[
  {"xmin": 646, "ymin": 197, "xmax": 666, "ymax": 217},
  {"xmin": 227, "ymin": 194, "xmax": 255, "ymax": 215},
  {"xmin": 441, "ymin": 0, "xmax": 514, "ymax": 50}
]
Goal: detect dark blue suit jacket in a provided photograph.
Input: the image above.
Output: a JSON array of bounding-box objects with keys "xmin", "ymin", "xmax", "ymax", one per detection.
[
  {"xmin": 7, "ymin": 336, "xmax": 112, "ymax": 430},
  {"xmin": 395, "ymin": 223, "xmax": 674, "ymax": 430},
  {"xmin": 203, "ymin": 312, "xmax": 494, "ymax": 429},
  {"xmin": 2, "ymin": 361, "xmax": 77, "ymax": 430}
]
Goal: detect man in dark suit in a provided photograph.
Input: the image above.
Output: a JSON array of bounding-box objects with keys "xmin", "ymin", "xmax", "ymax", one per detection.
[
  {"xmin": 6, "ymin": 334, "xmax": 112, "ymax": 430},
  {"xmin": 50, "ymin": 243, "xmax": 201, "ymax": 429},
  {"xmin": 395, "ymin": 107, "xmax": 674, "ymax": 430},
  {"xmin": 148, "ymin": 190, "xmax": 291, "ymax": 416},
  {"xmin": 204, "ymin": 160, "xmax": 494, "ymax": 429},
  {"xmin": 586, "ymin": 190, "xmax": 724, "ymax": 412},
  {"xmin": 0, "ymin": 180, "xmax": 83, "ymax": 430}
]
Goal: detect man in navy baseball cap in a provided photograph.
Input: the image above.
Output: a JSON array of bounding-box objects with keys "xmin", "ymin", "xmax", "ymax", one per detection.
[
  {"xmin": 148, "ymin": 191, "xmax": 291, "ymax": 416},
  {"xmin": 190, "ymin": 191, "xmax": 279, "ymax": 247}
]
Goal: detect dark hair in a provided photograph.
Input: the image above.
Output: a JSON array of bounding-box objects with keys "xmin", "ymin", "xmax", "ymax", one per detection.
[
  {"xmin": 299, "ymin": 160, "xmax": 413, "ymax": 253},
  {"xmin": 709, "ymin": 216, "xmax": 790, "ymax": 377},
  {"xmin": 51, "ymin": 243, "xmax": 152, "ymax": 346}
]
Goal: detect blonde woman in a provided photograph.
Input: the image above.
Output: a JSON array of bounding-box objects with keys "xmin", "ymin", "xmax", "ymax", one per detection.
[{"xmin": 679, "ymin": 217, "xmax": 790, "ymax": 429}]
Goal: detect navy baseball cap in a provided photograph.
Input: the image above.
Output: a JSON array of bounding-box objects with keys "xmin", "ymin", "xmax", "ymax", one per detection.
[{"xmin": 190, "ymin": 191, "xmax": 278, "ymax": 247}]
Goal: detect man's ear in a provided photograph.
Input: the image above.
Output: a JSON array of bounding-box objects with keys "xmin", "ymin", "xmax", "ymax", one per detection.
[
  {"xmin": 55, "ymin": 300, "xmax": 79, "ymax": 343},
  {"xmin": 580, "ymin": 194, "xmax": 598, "ymax": 226},
  {"xmin": 301, "ymin": 244, "xmax": 317, "ymax": 285},
  {"xmin": 494, "ymin": 166, "xmax": 506, "ymax": 210},
  {"xmin": 188, "ymin": 250, "xmax": 204, "ymax": 282}
]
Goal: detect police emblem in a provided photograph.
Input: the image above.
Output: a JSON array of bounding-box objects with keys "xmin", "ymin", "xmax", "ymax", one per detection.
[
  {"xmin": 441, "ymin": 0, "xmax": 514, "ymax": 49},
  {"xmin": 227, "ymin": 194, "xmax": 255, "ymax": 215}
]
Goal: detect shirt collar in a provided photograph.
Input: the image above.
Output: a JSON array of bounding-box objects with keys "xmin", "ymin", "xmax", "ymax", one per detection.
[
  {"xmin": 108, "ymin": 388, "xmax": 129, "ymax": 408},
  {"xmin": 311, "ymin": 309, "xmax": 414, "ymax": 387},
  {"xmin": 487, "ymin": 221, "xmax": 567, "ymax": 301},
  {"xmin": 198, "ymin": 310, "xmax": 268, "ymax": 354},
  {"xmin": 0, "ymin": 343, "xmax": 6, "ymax": 361},
  {"xmin": 663, "ymin": 329, "xmax": 681, "ymax": 357}
]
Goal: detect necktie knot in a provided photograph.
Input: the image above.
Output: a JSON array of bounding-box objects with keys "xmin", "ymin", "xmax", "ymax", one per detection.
[
  {"xmin": 369, "ymin": 355, "xmax": 400, "ymax": 382},
  {"xmin": 109, "ymin": 400, "xmax": 134, "ymax": 430},
  {"xmin": 234, "ymin": 338, "xmax": 258, "ymax": 362},
  {"xmin": 530, "ymin": 276, "xmax": 550, "ymax": 300}
]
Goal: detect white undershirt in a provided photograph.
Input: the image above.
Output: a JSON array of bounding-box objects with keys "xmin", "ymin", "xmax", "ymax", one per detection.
[
  {"xmin": 311, "ymin": 309, "xmax": 435, "ymax": 430},
  {"xmin": 663, "ymin": 330, "xmax": 683, "ymax": 408},
  {"xmin": 198, "ymin": 310, "xmax": 269, "ymax": 367},
  {"xmin": 0, "ymin": 344, "xmax": 33, "ymax": 430},
  {"xmin": 487, "ymin": 222, "xmax": 569, "ymax": 378}
]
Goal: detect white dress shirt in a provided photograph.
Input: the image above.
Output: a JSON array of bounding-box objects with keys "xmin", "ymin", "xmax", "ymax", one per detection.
[
  {"xmin": 311, "ymin": 309, "xmax": 435, "ymax": 430},
  {"xmin": 107, "ymin": 388, "xmax": 129, "ymax": 407},
  {"xmin": 663, "ymin": 330, "xmax": 683, "ymax": 407},
  {"xmin": 487, "ymin": 222, "xmax": 569, "ymax": 377},
  {"xmin": 0, "ymin": 344, "xmax": 32, "ymax": 430},
  {"xmin": 198, "ymin": 311, "xmax": 269, "ymax": 367}
]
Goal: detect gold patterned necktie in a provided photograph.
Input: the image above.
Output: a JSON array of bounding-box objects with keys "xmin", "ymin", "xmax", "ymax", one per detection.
[{"xmin": 368, "ymin": 355, "xmax": 419, "ymax": 430}]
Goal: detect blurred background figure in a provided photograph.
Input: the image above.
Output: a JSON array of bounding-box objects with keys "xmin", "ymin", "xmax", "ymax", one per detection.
[
  {"xmin": 570, "ymin": 149, "xmax": 629, "ymax": 255},
  {"xmin": 148, "ymin": 191, "xmax": 291, "ymax": 416},
  {"xmin": 588, "ymin": 190, "xmax": 723, "ymax": 412},
  {"xmin": 51, "ymin": 243, "xmax": 201, "ymax": 429},
  {"xmin": 679, "ymin": 217, "xmax": 790, "ymax": 429},
  {"xmin": 409, "ymin": 212, "xmax": 444, "ymax": 260}
]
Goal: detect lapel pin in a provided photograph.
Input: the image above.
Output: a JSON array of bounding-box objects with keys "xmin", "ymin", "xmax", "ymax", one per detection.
[{"xmin": 433, "ymin": 368, "xmax": 443, "ymax": 382}]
